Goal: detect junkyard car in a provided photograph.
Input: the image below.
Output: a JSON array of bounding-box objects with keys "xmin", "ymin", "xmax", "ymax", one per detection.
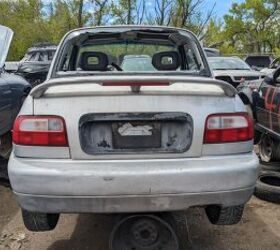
[
  {"xmin": 0, "ymin": 25, "xmax": 31, "ymax": 159},
  {"xmin": 8, "ymin": 26, "xmax": 259, "ymax": 232},
  {"xmin": 260, "ymin": 57, "xmax": 280, "ymax": 76},
  {"xmin": 252, "ymin": 67, "xmax": 280, "ymax": 162},
  {"xmin": 121, "ymin": 55, "xmax": 155, "ymax": 71},
  {"xmin": 16, "ymin": 43, "xmax": 57, "ymax": 87},
  {"xmin": 209, "ymin": 56, "xmax": 264, "ymax": 88},
  {"xmin": 237, "ymin": 79, "xmax": 262, "ymax": 118},
  {"xmin": 245, "ymin": 55, "xmax": 273, "ymax": 71},
  {"xmin": 204, "ymin": 47, "xmax": 220, "ymax": 57}
]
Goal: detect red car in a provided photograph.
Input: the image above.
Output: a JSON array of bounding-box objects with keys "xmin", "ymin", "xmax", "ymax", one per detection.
[{"xmin": 253, "ymin": 67, "xmax": 280, "ymax": 162}]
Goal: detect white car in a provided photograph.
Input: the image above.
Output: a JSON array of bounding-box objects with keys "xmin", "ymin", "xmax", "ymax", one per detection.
[
  {"xmin": 9, "ymin": 26, "xmax": 259, "ymax": 240},
  {"xmin": 209, "ymin": 56, "xmax": 264, "ymax": 88}
]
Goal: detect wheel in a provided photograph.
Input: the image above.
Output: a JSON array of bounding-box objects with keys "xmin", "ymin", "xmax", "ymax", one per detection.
[
  {"xmin": 158, "ymin": 212, "xmax": 189, "ymax": 250},
  {"xmin": 259, "ymin": 134, "xmax": 280, "ymax": 163},
  {"xmin": 109, "ymin": 214, "xmax": 179, "ymax": 250},
  {"xmin": 205, "ymin": 205, "xmax": 244, "ymax": 225},
  {"xmin": 254, "ymin": 170, "xmax": 280, "ymax": 203},
  {"xmin": 22, "ymin": 209, "xmax": 59, "ymax": 232},
  {"xmin": 169, "ymin": 212, "xmax": 190, "ymax": 250}
]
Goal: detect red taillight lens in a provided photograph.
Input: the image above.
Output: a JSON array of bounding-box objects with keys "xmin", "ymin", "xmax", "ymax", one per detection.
[
  {"xmin": 203, "ymin": 113, "xmax": 253, "ymax": 143},
  {"xmin": 13, "ymin": 116, "xmax": 68, "ymax": 146}
]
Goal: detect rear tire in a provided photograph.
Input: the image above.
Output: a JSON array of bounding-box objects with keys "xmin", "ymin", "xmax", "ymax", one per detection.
[
  {"xmin": 254, "ymin": 170, "xmax": 280, "ymax": 204},
  {"xmin": 205, "ymin": 205, "xmax": 244, "ymax": 225},
  {"xmin": 22, "ymin": 209, "xmax": 59, "ymax": 232}
]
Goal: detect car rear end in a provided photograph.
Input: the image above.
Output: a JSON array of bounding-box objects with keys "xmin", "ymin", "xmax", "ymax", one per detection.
[
  {"xmin": 9, "ymin": 77, "xmax": 258, "ymax": 213},
  {"xmin": 8, "ymin": 26, "xmax": 259, "ymax": 231}
]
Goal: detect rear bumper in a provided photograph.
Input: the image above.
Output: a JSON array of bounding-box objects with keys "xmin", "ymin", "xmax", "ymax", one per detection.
[
  {"xmin": 14, "ymin": 188, "xmax": 254, "ymax": 213},
  {"xmin": 8, "ymin": 153, "xmax": 259, "ymax": 213}
]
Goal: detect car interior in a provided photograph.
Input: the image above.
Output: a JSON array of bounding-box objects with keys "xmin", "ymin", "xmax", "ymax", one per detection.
[{"xmin": 56, "ymin": 29, "xmax": 207, "ymax": 75}]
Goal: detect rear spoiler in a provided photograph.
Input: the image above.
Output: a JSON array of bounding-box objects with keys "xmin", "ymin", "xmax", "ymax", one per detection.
[{"xmin": 30, "ymin": 75, "xmax": 237, "ymax": 98}]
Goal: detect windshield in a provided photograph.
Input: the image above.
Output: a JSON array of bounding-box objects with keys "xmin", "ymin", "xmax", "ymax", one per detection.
[
  {"xmin": 208, "ymin": 57, "xmax": 251, "ymax": 70},
  {"xmin": 22, "ymin": 50, "xmax": 56, "ymax": 62},
  {"xmin": 54, "ymin": 28, "xmax": 208, "ymax": 77},
  {"xmin": 245, "ymin": 56, "xmax": 271, "ymax": 68},
  {"xmin": 121, "ymin": 56, "xmax": 156, "ymax": 72}
]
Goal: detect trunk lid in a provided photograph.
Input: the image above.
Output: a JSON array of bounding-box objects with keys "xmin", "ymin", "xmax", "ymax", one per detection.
[{"xmin": 32, "ymin": 76, "xmax": 238, "ymax": 160}]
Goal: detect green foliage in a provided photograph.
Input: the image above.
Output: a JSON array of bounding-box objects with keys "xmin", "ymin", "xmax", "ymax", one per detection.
[
  {"xmin": 221, "ymin": 0, "xmax": 279, "ymax": 55},
  {"xmin": 1, "ymin": 0, "xmax": 279, "ymax": 60}
]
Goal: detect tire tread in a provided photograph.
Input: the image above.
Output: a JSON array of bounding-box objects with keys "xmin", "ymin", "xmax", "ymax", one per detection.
[
  {"xmin": 22, "ymin": 209, "xmax": 59, "ymax": 232},
  {"xmin": 254, "ymin": 170, "xmax": 280, "ymax": 204},
  {"xmin": 206, "ymin": 205, "xmax": 244, "ymax": 225}
]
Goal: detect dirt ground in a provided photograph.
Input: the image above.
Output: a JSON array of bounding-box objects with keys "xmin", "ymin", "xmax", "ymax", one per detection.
[{"xmin": 1, "ymin": 162, "xmax": 280, "ymax": 250}]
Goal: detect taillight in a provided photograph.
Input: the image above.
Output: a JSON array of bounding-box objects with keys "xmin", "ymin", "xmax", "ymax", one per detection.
[
  {"xmin": 13, "ymin": 116, "xmax": 68, "ymax": 146},
  {"xmin": 203, "ymin": 113, "xmax": 253, "ymax": 143}
]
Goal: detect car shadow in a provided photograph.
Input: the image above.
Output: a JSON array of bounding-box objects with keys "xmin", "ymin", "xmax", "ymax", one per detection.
[
  {"xmin": 0, "ymin": 187, "xmax": 20, "ymax": 232},
  {"xmin": 0, "ymin": 157, "xmax": 10, "ymax": 188},
  {"xmin": 47, "ymin": 200, "xmax": 280, "ymax": 250},
  {"xmin": 186, "ymin": 201, "xmax": 280, "ymax": 250},
  {"xmin": 47, "ymin": 214, "xmax": 115, "ymax": 250}
]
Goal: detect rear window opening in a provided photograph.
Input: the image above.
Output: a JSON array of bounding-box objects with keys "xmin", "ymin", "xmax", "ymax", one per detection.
[{"xmin": 54, "ymin": 28, "xmax": 208, "ymax": 77}]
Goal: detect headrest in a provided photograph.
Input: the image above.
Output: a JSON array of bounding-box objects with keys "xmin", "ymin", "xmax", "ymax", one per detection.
[
  {"xmin": 80, "ymin": 52, "xmax": 109, "ymax": 71},
  {"xmin": 152, "ymin": 51, "xmax": 181, "ymax": 71}
]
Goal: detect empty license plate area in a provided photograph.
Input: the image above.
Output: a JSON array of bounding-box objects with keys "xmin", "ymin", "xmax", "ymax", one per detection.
[
  {"xmin": 112, "ymin": 121, "xmax": 161, "ymax": 149},
  {"xmin": 79, "ymin": 113, "xmax": 193, "ymax": 154}
]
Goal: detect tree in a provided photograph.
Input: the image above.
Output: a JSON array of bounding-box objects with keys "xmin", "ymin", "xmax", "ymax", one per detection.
[
  {"xmin": 154, "ymin": 0, "xmax": 173, "ymax": 26},
  {"xmin": 111, "ymin": 0, "xmax": 135, "ymax": 24},
  {"xmin": 92, "ymin": 0, "xmax": 110, "ymax": 25},
  {"xmin": 77, "ymin": 0, "xmax": 84, "ymax": 27},
  {"xmin": 203, "ymin": 19, "xmax": 236, "ymax": 55},
  {"xmin": 0, "ymin": 0, "xmax": 47, "ymax": 60},
  {"xmin": 170, "ymin": 0, "xmax": 215, "ymax": 36},
  {"xmin": 223, "ymin": 0, "xmax": 280, "ymax": 54}
]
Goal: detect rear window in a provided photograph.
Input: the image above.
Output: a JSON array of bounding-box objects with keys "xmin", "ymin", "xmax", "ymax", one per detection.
[
  {"xmin": 55, "ymin": 28, "xmax": 207, "ymax": 76},
  {"xmin": 77, "ymin": 43, "xmax": 176, "ymax": 72},
  {"xmin": 208, "ymin": 57, "xmax": 251, "ymax": 70},
  {"xmin": 245, "ymin": 56, "xmax": 271, "ymax": 68}
]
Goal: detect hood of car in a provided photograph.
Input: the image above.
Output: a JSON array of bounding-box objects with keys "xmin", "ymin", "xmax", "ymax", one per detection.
[
  {"xmin": 0, "ymin": 25, "xmax": 13, "ymax": 70},
  {"xmin": 260, "ymin": 68, "xmax": 275, "ymax": 75},
  {"xmin": 213, "ymin": 69, "xmax": 261, "ymax": 77},
  {"xmin": 213, "ymin": 69, "xmax": 263, "ymax": 81}
]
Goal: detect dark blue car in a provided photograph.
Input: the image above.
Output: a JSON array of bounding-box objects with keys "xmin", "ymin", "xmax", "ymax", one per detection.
[{"xmin": 0, "ymin": 25, "xmax": 31, "ymax": 159}]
